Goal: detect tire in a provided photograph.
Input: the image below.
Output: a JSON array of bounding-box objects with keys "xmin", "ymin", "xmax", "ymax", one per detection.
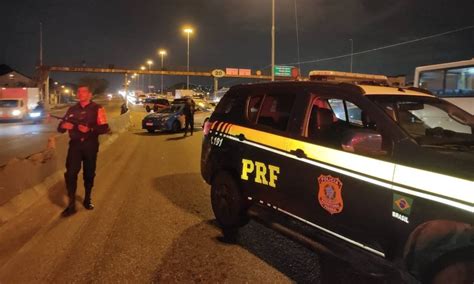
[
  {"xmin": 146, "ymin": 106, "xmax": 151, "ymax": 112},
  {"xmin": 211, "ymin": 171, "xmax": 249, "ymax": 229},
  {"xmin": 430, "ymin": 261, "xmax": 473, "ymax": 284},
  {"xmin": 426, "ymin": 250, "xmax": 474, "ymax": 284},
  {"xmin": 172, "ymin": 121, "xmax": 180, "ymax": 133},
  {"xmin": 147, "ymin": 128, "xmax": 155, "ymax": 133}
]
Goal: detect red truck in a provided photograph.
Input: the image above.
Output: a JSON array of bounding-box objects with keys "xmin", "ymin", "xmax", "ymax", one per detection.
[{"xmin": 0, "ymin": 88, "xmax": 40, "ymax": 120}]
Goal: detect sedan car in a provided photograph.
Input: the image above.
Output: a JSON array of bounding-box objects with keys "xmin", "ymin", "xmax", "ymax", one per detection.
[
  {"xmin": 144, "ymin": 98, "xmax": 170, "ymax": 112},
  {"xmin": 142, "ymin": 102, "xmax": 213, "ymax": 133}
]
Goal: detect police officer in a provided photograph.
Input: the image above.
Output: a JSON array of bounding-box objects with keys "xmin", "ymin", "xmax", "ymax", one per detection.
[
  {"xmin": 183, "ymin": 97, "xmax": 195, "ymax": 137},
  {"xmin": 58, "ymin": 85, "xmax": 110, "ymax": 216}
]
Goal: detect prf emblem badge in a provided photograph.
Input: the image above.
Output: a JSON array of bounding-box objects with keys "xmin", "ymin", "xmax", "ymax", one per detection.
[{"xmin": 318, "ymin": 175, "xmax": 344, "ymax": 215}]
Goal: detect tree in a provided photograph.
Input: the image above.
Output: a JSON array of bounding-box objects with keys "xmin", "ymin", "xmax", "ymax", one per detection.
[{"xmin": 78, "ymin": 76, "xmax": 109, "ymax": 95}]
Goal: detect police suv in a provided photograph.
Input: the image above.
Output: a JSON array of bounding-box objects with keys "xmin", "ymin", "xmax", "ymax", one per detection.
[{"xmin": 201, "ymin": 71, "xmax": 473, "ymax": 283}]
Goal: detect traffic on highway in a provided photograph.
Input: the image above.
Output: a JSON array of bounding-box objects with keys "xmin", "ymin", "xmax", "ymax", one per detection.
[{"xmin": 1, "ymin": 0, "xmax": 473, "ymax": 283}]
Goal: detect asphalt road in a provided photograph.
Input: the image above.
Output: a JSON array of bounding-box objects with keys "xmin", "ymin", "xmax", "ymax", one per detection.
[
  {"xmin": 0, "ymin": 96, "xmax": 124, "ymax": 166},
  {"xmin": 0, "ymin": 109, "xmax": 383, "ymax": 283}
]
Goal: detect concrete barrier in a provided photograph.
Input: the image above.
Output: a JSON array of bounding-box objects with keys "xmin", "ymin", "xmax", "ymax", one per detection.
[{"xmin": 0, "ymin": 111, "xmax": 130, "ymax": 225}]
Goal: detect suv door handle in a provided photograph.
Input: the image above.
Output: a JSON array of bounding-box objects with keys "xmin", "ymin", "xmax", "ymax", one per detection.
[
  {"xmin": 290, "ymin": 148, "xmax": 307, "ymax": 158},
  {"xmin": 237, "ymin": 133, "xmax": 246, "ymax": 141}
]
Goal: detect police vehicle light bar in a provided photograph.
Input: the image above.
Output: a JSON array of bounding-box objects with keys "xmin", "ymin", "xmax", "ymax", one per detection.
[{"xmin": 309, "ymin": 70, "xmax": 388, "ymax": 83}]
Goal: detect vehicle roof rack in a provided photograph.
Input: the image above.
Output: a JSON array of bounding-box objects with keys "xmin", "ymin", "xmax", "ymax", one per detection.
[
  {"xmin": 406, "ymin": 86, "xmax": 433, "ymax": 95},
  {"xmin": 309, "ymin": 70, "xmax": 389, "ymax": 85}
]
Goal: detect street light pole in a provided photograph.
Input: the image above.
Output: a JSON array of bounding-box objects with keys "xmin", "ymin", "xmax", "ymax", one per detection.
[
  {"xmin": 146, "ymin": 60, "xmax": 153, "ymax": 93},
  {"xmin": 271, "ymin": 0, "xmax": 275, "ymax": 82},
  {"xmin": 140, "ymin": 66, "xmax": 146, "ymax": 91},
  {"xmin": 159, "ymin": 49, "xmax": 167, "ymax": 94},
  {"xmin": 183, "ymin": 28, "xmax": 193, "ymax": 90},
  {"xmin": 294, "ymin": 0, "xmax": 301, "ymax": 72},
  {"xmin": 187, "ymin": 33, "xmax": 190, "ymax": 89},
  {"xmin": 349, "ymin": 39, "xmax": 353, "ymax": 72}
]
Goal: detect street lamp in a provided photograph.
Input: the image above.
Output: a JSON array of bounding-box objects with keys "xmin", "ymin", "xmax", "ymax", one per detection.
[
  {"xmin": 183, "ymin": 27, "xmax": 193, "ymax": 89},
  {"xmin": 158, "ymin": 49, "xmax": 167, "ymax": 94},
  {"xmin": 146, "ymin": 60, "xmax": 153, "ymax": 93},
  {"xmin": 140, "ymin": 66, "xmax": 146, "ymax": 91}
]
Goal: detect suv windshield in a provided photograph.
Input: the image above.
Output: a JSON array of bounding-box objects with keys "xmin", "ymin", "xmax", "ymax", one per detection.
[{"xmin": 368, "ymin": 95, "xmax": 474, "ymax": 148}]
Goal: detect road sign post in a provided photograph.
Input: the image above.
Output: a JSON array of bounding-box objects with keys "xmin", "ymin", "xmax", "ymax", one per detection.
[{"xmin": 211, "ymin": 69, "xmax": 225, "ymax": 98}]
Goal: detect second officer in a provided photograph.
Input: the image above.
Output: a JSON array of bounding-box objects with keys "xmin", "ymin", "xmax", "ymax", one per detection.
[{"xmin": 58, "ymin": 85, "xmax": 110, "ymax": 216}]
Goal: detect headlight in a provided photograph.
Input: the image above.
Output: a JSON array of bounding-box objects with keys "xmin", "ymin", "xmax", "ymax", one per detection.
[
  {"xmin": 12, "ymin": 110, "xmax": 22, "ymax": 116},
  {"xmin": 29, "ymin": 112, "xmax": 41, "ymax": 118}
]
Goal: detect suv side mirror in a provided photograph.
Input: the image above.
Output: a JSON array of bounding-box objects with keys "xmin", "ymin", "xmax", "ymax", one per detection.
[{"xmin": 341, "ymin": 129, "xmax": 387, "ymax": 156}]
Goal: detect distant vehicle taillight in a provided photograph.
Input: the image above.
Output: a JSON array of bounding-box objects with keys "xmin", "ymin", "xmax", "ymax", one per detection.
[{"xmin": 203, "ymin": 121, "xmax": 212, "ymax": 135}]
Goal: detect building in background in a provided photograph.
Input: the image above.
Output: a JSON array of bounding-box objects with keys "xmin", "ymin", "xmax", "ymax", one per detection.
[{"xmin": 0, "ymin": 64, "xmax": 36, "ymax": 88}]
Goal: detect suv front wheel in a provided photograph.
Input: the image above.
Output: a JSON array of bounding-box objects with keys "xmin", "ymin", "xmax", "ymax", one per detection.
[{"xmin": 211, "ymin": 171, "xmax": 249, "ymax": 230}]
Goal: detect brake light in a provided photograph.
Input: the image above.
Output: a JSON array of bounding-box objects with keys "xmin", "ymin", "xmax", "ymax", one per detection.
[{"xmin": 203, "ymin": 121, "xmax": 212, "ymax": 135}]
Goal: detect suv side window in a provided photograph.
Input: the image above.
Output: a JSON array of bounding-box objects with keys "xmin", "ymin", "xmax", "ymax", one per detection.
[
  {"xmin": 247, "ymin": 95, "xmax": 264, "ymax": 124},
  {"xmin": 327, "ymin": 99, "xmax": 363, "ymax": 126},
  {"xmin": 304, "ymin": 96, "xmax": 380, "ymax": 150},
  {"xmin": 256, "ymin": 93, "xmax": 295, "ymax": 131}
]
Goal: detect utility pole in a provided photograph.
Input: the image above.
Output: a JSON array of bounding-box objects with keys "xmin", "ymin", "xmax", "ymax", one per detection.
[
  {"xmin": 38, "ymin": 22, "xmax": 50, "ymax": 107},
  {"xmin": 271, "ymin": 0, "xmax": 275, "ymax": 81},
  {"xmin": 349, "ymin": 39, "xmax": 353, "ymax": 72},
  {"xmin": 124, "ymin": 73, "xmax": 129, "ymax": 107},
  {"xmin": 39, "ymin": 22, "xmax": 43, "ymax": 67},
  {"xmin": 294, "ymin": 0, "xmax": 301, "ymax": 72}
]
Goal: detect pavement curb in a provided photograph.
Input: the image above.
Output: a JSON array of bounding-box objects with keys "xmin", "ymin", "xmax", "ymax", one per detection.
[
  {"xmin": 0, "ymin": 171, "xmax": 63, "ymax": 225},
  {"xmin": 0, "ymin": 114, "xmax": 130, "ymax": 226}
]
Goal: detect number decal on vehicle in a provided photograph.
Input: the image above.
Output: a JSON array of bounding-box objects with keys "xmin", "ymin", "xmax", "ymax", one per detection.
[{"xmin": 210, "ymin": 136, "xmax": 224, "ymax": 147}]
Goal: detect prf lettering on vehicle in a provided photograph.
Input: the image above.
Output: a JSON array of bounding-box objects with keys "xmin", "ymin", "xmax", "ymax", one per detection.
[{"xmin": 241, "ymin": 159, "xmax": 280, "ymax": 188}]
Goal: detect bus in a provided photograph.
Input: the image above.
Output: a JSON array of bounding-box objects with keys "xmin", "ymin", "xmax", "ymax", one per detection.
[{"xmin": 414, "ymin": 58, "xmax": 474, "ymax": 114}]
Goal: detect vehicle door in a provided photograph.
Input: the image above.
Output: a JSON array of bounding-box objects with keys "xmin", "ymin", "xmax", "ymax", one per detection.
[
  {"xmin": 284, "ymin": 93, "xmax": 396, "ymax": 256},
  {"xmin": 237, "ymin": 87, "xmax": 299, "ymax": 208}
]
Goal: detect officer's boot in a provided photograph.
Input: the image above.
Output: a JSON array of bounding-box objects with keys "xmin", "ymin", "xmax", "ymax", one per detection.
[
  {"xmin": 83, "ymin": 187, "xmax": 94, "ymax": 210},
  {"xmin": 62, "ymin": 190, "xmax": 77, "ymax": 216}
]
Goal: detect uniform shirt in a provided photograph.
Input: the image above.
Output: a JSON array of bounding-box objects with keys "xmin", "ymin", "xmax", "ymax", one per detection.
[
  {"xmin": 57, "ymin": 101, "xmax": 110, "ymax": 142},
  {"xmin": 183, "ymin": 100, "xmax": 195, "ymax": 117}
]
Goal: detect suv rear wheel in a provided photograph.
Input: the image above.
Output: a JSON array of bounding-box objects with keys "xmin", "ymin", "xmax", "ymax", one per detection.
[
  {"xmin": 211, "ymin": 171, "xmax": 249, "ymax": 230},
  {"xmin": 425, "ymin": 249, "xmax": 473, "ymax": 284}
]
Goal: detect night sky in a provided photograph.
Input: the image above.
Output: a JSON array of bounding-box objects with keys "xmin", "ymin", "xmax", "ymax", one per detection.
[{"xmin": 1, "ymin": 0, "xmax": 473, "ymax": 91}]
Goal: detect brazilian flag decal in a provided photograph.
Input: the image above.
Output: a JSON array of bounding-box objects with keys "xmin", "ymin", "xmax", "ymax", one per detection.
[{"xmin": 393, "ymin": 193, "xmax": 413, "ymax": 216}]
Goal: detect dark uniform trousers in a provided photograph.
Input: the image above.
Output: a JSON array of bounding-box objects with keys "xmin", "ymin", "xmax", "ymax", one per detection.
[
  {"xmin": 184, "ymin": 115, "xmax": 194, "ymax": 135},
  {"xmin": 65, "ymin": 138, "xmax": 99, "ymax": 202}
]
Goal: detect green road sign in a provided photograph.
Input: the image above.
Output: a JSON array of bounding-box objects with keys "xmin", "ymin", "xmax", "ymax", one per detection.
[{"xmin": 274, "ymin": 65, "xmax": 293, "ymax": 77}]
